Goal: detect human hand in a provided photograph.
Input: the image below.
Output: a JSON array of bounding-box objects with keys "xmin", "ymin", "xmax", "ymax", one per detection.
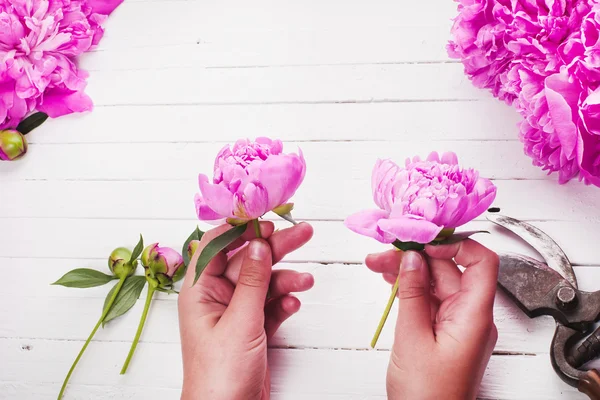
[
  {"xmin": 178, "ymin": 222, "xmax": 314, "ymax": 400},
  {"xmin": 366, "ymin": 240, "xmax": 499, "ymax": 400}
]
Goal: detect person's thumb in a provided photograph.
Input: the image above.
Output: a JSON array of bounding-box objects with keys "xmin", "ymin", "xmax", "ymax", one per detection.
[
  {"xmin": 393, "ymin": 251, "xmax": 434, "ymax": 347},
  {"xmin": 226, "ymin": 239, "xmax": 273, "ymax": 323}
]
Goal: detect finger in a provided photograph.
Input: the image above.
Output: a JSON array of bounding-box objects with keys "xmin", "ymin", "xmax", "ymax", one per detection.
[
  {"xmin": 382, "ymin": 273, "xmax": 398, "ymax": 285},
  {"xmin": 223, "ymin": 222, "xmax": 313, "ymax": 283},
  {"xmin": 425, "ymin": 240, "xmax": 499, "ymax": 309},
  {"xmin": 427, "ymin": 257, "xmax": 462, "ymax": 301},
  {"xmin": 225, "ymin": 239, "xmax": 273, "ymax": 323},
  {"xmin": 264, "ymin": 295, "xmax": 301, "ymax": 339},
  {"xmin": 269, "ymin": 270, "xmax": 314, "ymax": 298},
  {"xmin": 269, "ymin": 222, "xmax": 314, "ymax": 264},
  {"xmin": 394, "ymin": 251, "xmax": 434, "ymax": 346},
  {"xmin": 365, "ymin": 249, "xmax": 403, "ymax": 274}
]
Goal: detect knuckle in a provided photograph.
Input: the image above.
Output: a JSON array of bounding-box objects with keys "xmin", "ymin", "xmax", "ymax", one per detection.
[
  {"xmin": 238, "ymin": 268, "xmax": 265, "ymax": 289},
  {"xmin": 398, "ymin": 285, "xmax": 427, "ymax": 300}
]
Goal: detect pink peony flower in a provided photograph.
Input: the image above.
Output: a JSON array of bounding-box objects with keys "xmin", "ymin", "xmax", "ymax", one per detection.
[
  {"xmin": 141, "ymin": 243, "xmax": 184, "ymax": 279},
  {"xmin": 449, "ymin": 0, "xmax": 600, "ymax": 186},
  {"xmin": 195, "ymin": 137, "xmax": 306, "ymax": 224},
  {"xmin": 0, "ymin": 0, "xmax": 123, "ymax": 129},
  {"xmin": 344, "ymin": 152, "xmax": 497, "ymax": 244}
]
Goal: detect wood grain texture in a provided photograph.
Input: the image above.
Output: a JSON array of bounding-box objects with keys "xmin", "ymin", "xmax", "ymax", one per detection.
[{"xmin": 1, "ymin": 0, "xmax": 599, "ymax": 398}]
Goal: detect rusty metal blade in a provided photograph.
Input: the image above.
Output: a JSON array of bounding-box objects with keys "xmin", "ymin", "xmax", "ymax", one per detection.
[
  {"xmin": 487, "ymin": 214, "xmax": 577, "ymax": 289},
  {"xmin": 498, "ymin": 253, "xmax": 568, "ymax": 318}
]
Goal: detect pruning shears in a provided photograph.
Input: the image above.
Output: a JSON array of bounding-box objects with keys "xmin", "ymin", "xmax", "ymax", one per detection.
[{"xmin": 489, "ymin": 214, "xmax": 600, "ymax": 399}]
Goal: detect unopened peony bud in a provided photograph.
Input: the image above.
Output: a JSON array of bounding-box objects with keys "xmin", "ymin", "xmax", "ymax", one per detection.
[
  {"xmin": 109, "ymin": 247, "xmax": 137, "ymax": 278},
  {"xmin": 0, "ymin": 130, "xmax": 28, "ymax": 161},
  {"xmin": 187, "ymin": 240, "xmax": 201, "ymax": 261},
  {"xmin": 141, "ymin": 243, "xmax": 184, "ymax": 288}
]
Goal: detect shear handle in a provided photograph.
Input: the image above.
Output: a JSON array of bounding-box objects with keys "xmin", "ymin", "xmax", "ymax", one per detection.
[{"xmin": 551, "ymin": 324, "xmax": 600, "ymax": 399}]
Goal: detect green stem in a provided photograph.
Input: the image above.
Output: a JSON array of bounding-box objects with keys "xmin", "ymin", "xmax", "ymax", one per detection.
[
  {"xmin": 252, "ymin": 219, "xmax": 262, "ymax": 239},
  {"xmin": 57, "ymin": 276, "xmax": 127, "ymax": 400},
  {"xmin": 120, "ymin": 284, "xmax": 156, "ymax": 374},
  {"xmin": 371, "ymin": 274, "xmax": 400, "ymax": 349}
]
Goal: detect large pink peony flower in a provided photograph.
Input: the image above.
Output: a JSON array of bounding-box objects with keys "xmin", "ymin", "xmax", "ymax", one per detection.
[
  {"xmin": 344, "ymin": 152, "xmax": 497, "ymax": 244},
  {"xmin": 0, "ymin": 0, "xmax": 123, "ymax": 129},
  {"xmin": 195, "ymin": 137, "xmax": 306, "ymax": 223},
  {"xmin": 449, "ymin": 0, "xmax": 600, "ymax": 186}
]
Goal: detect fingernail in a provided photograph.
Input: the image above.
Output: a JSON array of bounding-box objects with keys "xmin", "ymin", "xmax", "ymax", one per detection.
[
  {"xmin": 249, "ymin": 240, "xmax": 269, "ymax": 261},
  {"xmin": 400, "ymin": 251, "xmax": 422, "ymax": 272}
]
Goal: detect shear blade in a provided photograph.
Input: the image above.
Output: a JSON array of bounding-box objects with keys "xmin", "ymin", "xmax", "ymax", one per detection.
[
  {"xmin": 497, "ymin": 253, "xmax": 572, "ymax": 319},
  {"xmin": 487, "ymin": 214, "xmax": 577, "ymax": 289}
]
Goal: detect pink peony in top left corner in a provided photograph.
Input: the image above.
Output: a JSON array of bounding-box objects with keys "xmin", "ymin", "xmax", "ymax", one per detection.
[{"xmin": 0, "ymin": 0, "xmax": 123, "ymax": 130}]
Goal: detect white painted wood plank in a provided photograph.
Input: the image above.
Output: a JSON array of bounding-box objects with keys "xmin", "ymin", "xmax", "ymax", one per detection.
[
  {"xmin": 83, "ymin": 27, "xmax": 452, "ymax": 70},
  {"xmin": 0, "ymin": 339, "xmax": 582, "ymax": 399},
  {"xmin": 2, "ymin": 180, "xmax": 597, "ymax": 222},
  {"xmin": 26, "ymin": 101, "xmax": 519, "ymax": 144},
  {"xmin": 84, "ymin": 64, "xmax": 485, "ymax": 106},
  {"xmin": 99, "ymin": 0, "xmax": 456, "ymax": 51},
  {"xmin": 0, "ymin": 382, "xmax": 383, "ymax": 400},
  {"xmin": 0, "ymin": 141, "xmax": 547, "ymax": 181},
  {"xmin": 0, "ymin": 219, "xmax": 597, "ymax": 265},
  {"xmin": 5, "ymin": 261, "xmax": 599, "ymax": 354}
]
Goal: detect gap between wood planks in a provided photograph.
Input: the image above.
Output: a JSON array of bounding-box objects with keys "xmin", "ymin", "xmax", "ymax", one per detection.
[{"xmin": 1, "ymin": 336, "xmax": 537, "ymax": 356}]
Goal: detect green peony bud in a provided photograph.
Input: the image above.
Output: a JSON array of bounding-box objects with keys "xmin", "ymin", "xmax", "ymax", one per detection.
[
  {"xmin": 0, "ymin": 130, "xmax": 28, "ymax": 161},
  {"xmin": 108, "ymin": 247, "xmax": 137, "ymax": 278},
  {"xmin": 187, "ymin": 240, "xmax": 201, "ymax": 262}
]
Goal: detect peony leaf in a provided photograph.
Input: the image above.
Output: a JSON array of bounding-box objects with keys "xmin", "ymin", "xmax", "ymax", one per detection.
[
  {"xmin": 430, "ymin": 231, "xmax": 490, "ymax": 246},
  {"xmin": 193, "ymin": 224, "xmax": 247, "ymax": 285},
  {"xmin": 52, "ymin": 268, "xmax": 116, "ymax": 288},
  {"xmin": 102, "ymin": 276, "xmax": 147, "ymax": 327},
  {"xmin": 16, "ymin": 112, "xmax": 48, "ymax": 135},
  {"xmin": 129, "ymin": 234, "xmax": 144, "ymax": 264},
  {"xmin": 182, "ymin": 226, "xmax": 204, "ymax": 267},
  {"xmin": 392, "ymin": 240, "xmax": 425, "ymax": 252}
]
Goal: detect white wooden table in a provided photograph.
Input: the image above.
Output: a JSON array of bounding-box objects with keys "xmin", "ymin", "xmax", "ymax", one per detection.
[{"xmin": 2, "ymin": 1, "xmax": 600, "ymax": 398}]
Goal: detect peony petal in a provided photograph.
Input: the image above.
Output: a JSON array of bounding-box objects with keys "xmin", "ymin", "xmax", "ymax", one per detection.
[
  {"xmin": 252, "ymin": 152, "xmax": 306, "ymax": 211},
  {"xmin": 441, "ymin": 152, "xmax": 459, "ymax": 165},
  {"xmin": 234, "ymin": 183, "xmax": 269, "ymax": 219},
  {"xmin": 194, "ymin": 193, "xmax": 225, "ymax": 224},
  {"xmin": 37, "ymin": 89, "xmax": 93, "ymax": 118},
  {"xmin": 87, "ymin": 0, "xmax": 125, "ymax": 16},
  {"xmin": 198, "ymin": 174, "xmax": 234, "ymax": 219},
  {"xmin": 378, "ymin": 215, "xmax": 443, "ymax": 244},
  {"xmin": 344, "ymin": 209, "xmax": 395, "ymax": 244},
  {"xmin": 453, "ymin": 179, "xmax": 497, "ymax": 226}
]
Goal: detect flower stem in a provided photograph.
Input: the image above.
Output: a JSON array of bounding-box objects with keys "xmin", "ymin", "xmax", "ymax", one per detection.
[
  {"xmin": 371, "ymin": 274, "xmax": 400, "ymax": 348},
  {"xmin": 120, "ymin": 284, "xmax": 156, "ymax": 374},
  {"xmin": 57, "ymin": 276, "xmax": 127, "ymax": 400},
  {"xmin": 252, "ymin": 219, "xmax": 262, "ymax": 239}
]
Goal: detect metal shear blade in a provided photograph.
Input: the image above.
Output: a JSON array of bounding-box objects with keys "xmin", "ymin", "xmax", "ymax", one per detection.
[{"xmin": 487, "ymin": 214, "xmax": 578, "ymax": 289}]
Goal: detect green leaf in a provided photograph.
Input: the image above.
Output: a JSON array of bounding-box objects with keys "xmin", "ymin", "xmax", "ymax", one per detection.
[
  {"xmin": 182, "ymin": 226, "xmax": 204, "ymax": 267},
  {"xmin": 129, "ymin": 234, "xmax": 144, "ymax": 263},
  {"xmin": 52, "ymin": 268, "xmax": 116, "ymax": 288},
  {"xmin": 193, "ymin": 224, "xmax": 247, "ymax": 285},
  {"xmin": 102, "ymin": 276, "xmax": 147, "ymax": 326},
  {"xmin": 430, "ymin": 231, "xmax": 490, "ymax": 246},
  {"xmin": 16, "ymin": 112, "xmax": 49, "ymax": 135},
  {"xmin": 391, "ymin": 240, "xmax": 426, "ymax": 252}
]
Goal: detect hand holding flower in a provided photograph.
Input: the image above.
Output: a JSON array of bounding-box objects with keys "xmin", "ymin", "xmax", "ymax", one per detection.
[
  {"xmin": 345, "ymin": 152, "xmax": 497, "ymax": 347},
  {"xmin": 366, "ymin": 241, "xmax": 499, "ymax": 400},
  {"xmin": 178, "ymin": 222, "xmax": 314, "ymax": 400}
]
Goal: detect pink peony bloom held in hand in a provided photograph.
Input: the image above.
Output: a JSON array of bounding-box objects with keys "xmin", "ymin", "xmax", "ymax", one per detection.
[
  {"xmin": 195, "ymin": 137, "xmax": 306, "ymax": 224},
  {"xmin": 0, "ymin": 0, "xmax": 123, "ymax": 129},
  {"xmin": 345, "ymin": 152, "xmax": 497, "ymax": 244}
]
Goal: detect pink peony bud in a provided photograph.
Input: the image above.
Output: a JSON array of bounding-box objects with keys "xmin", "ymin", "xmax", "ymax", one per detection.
[
  {"xmin": 345, "ymin": 152, "xmax": 497, "ymax": 244},
  {"xmin": 0, "ymin": 130, "xmax": 28, "ymax": 161},
  {"xmin": 194, "ymin": 137, "xmax": 306, "ymax": 224},
  {"xmin": 141, "ymin": 243, "xmax": 184, "ymax": 287},
  {"xmin": 108, "ymin": 247, "xmax": 137, "ymax": 278}
]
